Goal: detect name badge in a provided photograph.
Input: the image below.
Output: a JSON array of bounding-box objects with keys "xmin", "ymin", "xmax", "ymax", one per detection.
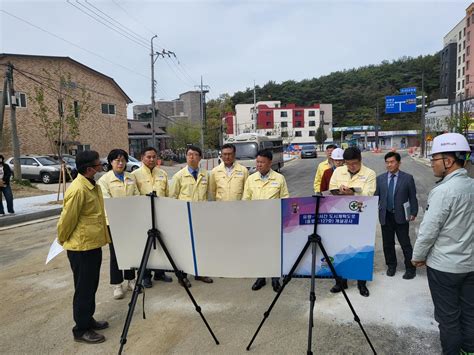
[
  {"xmin": 271, "ymin": 182, "xmax": 279, "ymax": 187},
  {"xmin": 236, "ymin": 171, "xmax": 244, "ymax": 177},
  {"xmin": 358, "ymin": 176, "xmax": 367, "ymax": 181},
  {"xmin": 126, "ymin": 180, "xmax": 135, "ymax": 185}
]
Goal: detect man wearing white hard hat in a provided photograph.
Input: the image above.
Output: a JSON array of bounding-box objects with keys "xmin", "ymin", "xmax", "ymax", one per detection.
[
  {"xmin": 319, "ymin": 148, "xmax": 344, "ymax": 192},
  {"xmin": 412, "ymin": 133, "xmax": 474, "ymax": 355}
]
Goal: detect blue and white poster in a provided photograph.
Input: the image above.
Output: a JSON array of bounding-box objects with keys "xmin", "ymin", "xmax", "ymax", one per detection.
[{"xmin": 281, "ymin": 196, "xmax": 378, "ymax": 281}]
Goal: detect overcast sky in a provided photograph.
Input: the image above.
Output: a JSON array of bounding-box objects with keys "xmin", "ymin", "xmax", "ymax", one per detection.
[{"xmin": 0, "ymin": 0, "xmax": 470, "ymax": 115}]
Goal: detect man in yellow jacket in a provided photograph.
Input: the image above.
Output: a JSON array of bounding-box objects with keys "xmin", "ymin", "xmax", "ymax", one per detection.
[
  {"xmin": 170, "ymin": 145, "xmax": 213, "ymax": 286},
  {"xmin": 132, "ymin": 146, "xmax": 172, "ymax": 287},
  {"xmin": 328, "ymin": 146, "xmax": 376, "ymax": 297},
  {"xmin": 243, "ymin": 149, "xmax": 289, "ymax": 292},
  {"xmin": 57, "ymin": 150, "xmax": 111, "ymax": 344},
  {"xmin": 209, "ymin": 143, "xmax": 248, "ymax": 201},
  {"xmin": 313, "ymin": 144, "xmax": 337, "ymax": 193}
]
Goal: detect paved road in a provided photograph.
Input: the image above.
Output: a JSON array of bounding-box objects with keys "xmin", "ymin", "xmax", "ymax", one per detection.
[{"xmin": 0, "ymin": 153, "xmax": 442, "ymax": 354}]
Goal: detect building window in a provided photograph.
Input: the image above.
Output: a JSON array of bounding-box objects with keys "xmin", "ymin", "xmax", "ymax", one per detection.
[
  {"xmin": 309, "ymin": 130, "xmax": 315, "ymax": 137},
  {"xmin": 266, "ymin": 121, "xmax": 271, "ymax": 127},
  {"xmin": 460, "ymin": 31, "xmax": 462, "ymax": 40},
  {"xmin": 463, "ymin": 53, "xmax": 466, "ymax": 63},
  {"xmin": 0, "ymin": 92, "xmax": 27, "ymax": 107},
  {"xmin": 464, "ymin": 28, "xmax": 466, "ymax": 36},
  {"xmin": 295, "ymin": 131, "xmax": 302, "ymax": 137},
  {"xmin": 281, "ymin": 131, "xmax": 288, "ymax": 137},
  {"xmin": 459, "ymin": 56, "xmax": 462, "ymax": 65},
  {"xmin": 463, "ymin": 67, "xmax": 465, "ymax": 75},
  {"xmin": 309, "ymin": 120, "xmax": 316, "ymax": 127},
  {"xmin": 464, "ymin": 40, "xmax": 466, "ymax": 49},
  {"xmin": 280, "ymin": 111, "xmax": 288, "ymax": 117},
  {"xmin": 265, "ymin": 111, "xmax": 271, "ymax": 116},
  {"xmin": 74, "ymin": 101, "xmax": 80, "ymax": 118},
  {"xmin": 458, "ymin": 69, "xmax": 461, "ymax": 78},
  {"xmin": 459, "ymin": 43, "xmax": 462, "ymax": 52},
  {"xmin": 458, "ymin": 81, "xmax": 461, "ymax": 90},
  {"xmin": 467, "ymin": 75, "xmax": 470, "ymax": 84},
  {"xmin": 308, "ymin": 110, "xmax": 315, "ymax": 117},
  {"xmin": 469, "ymin": 32, "xmax": 471, "ymax": 41},
  {"xmin": 468, "ymin": 46, "xmax": 471, "ymax": 55},
  {"xmin": 469, "ymin": 18, "xmax": 471, "ymax": 27},
  {"xmin": 102, "ymin": 103, "xmax": 116, "ymax": 115},
  {"xmin": 467, "ymin": 61, "xmax": 470, "ymax": 70},
  {"xmin": 281, "ymin": 121, "xmax": 288, "ymax": 128},
  {"xmin": 463, "ymin": 79, "xmax": 465, "ymax": 88},
  {"xmin": 295, "ymin": 121, "xmax": 302, "ymax": 127},
  {"xmin": 295, "ymin": 111, "xmax": 303, "ymax": 117}
]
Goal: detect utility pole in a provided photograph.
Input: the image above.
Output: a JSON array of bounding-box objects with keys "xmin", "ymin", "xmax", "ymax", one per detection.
[
  {"xmin": 375, "ymin": 103, "xmax": 379, "ymax": 149},
  {"xmin": 150, "ymin": 36, "xmax": 176, "ymax": 150},
  {"xmin": 195, "ymin": 76, "xmax": 209, "ymax": 150},
  {"xmin": 0, "ymin": 69, "xmax": 8, "ymax": 149},
  {"xmin": 253, "ymin": 80, "xmax": 256, "ymax": 134},
  {"xmin": 420, "ymin": 72, "xmax": 426, "ymax": 157},
  {"xmin": 6, "ymin": 63, "xmax": 21, "ymax": 179},
  {"xmin": 150, "ymin": 35, "xmax": 157, "ymax": 149}
]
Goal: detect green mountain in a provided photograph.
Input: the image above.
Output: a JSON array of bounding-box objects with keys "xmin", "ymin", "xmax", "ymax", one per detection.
[{"xmin": 230, "ymin": 54, "xmax": 440, "ymax": 131}]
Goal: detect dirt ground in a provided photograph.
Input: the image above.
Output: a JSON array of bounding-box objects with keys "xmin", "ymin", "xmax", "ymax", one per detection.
[
  {"xmin": 0, "ymin": 218, "xmax": 441, "ymax": 355},
  {"xmin": 10, "ymin": 181, "xmax": 53, "ymax": 198}
]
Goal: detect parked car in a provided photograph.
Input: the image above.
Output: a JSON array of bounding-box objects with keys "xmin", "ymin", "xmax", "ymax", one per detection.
[
  {"xmin": 47, "ymin": 154, "xmax": 78, "ymax": 179},
  {"xmin": 300, "ymin": 146, "xmax": 318, "ymax": 159},
  {"xmin": 6, "ymin": 155, "xmax": 72, "ymax": 184},
  {"xmin": 101, "ymin": 156, "xmax": 141, "ymax": 172}
]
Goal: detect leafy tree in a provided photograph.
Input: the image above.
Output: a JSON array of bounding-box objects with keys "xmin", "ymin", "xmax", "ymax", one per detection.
[
  {"xmin": 167, "ymin": 120, "xmax": 201, "ymax": 149},
  {"xmin": 315, "ymin": 127, "xmax": 327, "ymax": 150}
]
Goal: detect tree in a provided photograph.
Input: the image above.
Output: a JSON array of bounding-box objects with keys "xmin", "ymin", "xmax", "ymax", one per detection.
[
  {"xmin": 167, "ymin": 120, "xmax": 201, "ymax": 149},
  {"xmin": 30, "ymin": 66, "xmax": 91, "ymax": 156},
  {"xmin": 205, "ymin": 94, "xmax": 233, "ymax": 148},
  {"xmin": 315, "ymin": 127, "xmax": 327, "ymax": 151}
]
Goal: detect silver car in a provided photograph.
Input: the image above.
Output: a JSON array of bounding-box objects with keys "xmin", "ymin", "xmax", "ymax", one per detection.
[{"xmin": 6, "ymin": 155, "xmax": 70, "ymax": 184}]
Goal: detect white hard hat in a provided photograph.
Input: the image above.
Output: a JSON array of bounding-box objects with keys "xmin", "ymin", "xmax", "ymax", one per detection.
[
  {"xmin": 331, "ymin": 148, "xmax": 345, "ymax": 160},
  {"xmin": 431, "ymin": 133, "xmax": 471, "ymax": 157}
]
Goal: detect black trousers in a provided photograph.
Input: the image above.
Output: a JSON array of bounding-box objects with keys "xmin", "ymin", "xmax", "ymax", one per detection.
[
  {"xmin": 427, "ymin": 267, "xmax": 474, "ymax": 355},
  {"xmin": 381, "ymin": 212, "xmax": 415, "ymax": 271},
  {"xmin": 67, "ymin": 248, "xmax": 102, "ymax": 337},
  {"xmin": 109, "ymin": 242, "xmax": 135, "ymax": 284}
]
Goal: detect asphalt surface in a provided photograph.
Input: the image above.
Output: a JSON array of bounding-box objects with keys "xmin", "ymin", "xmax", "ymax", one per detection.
[{"xmin": 0, "ymin": 152, "xmax": 442, "ymax": 354}]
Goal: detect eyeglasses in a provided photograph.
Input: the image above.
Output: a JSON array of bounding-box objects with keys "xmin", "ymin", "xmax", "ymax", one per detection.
[
  {"xmin": 430, "ymin": 158, "xmax": 445, "ymax": 164},
  {"xmin": 112, "ymin": 159, "xmax": 127, "ymax": 164}
]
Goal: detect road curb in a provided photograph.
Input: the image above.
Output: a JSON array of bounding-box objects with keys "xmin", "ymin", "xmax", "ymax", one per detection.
[{"xmin": 0, "ymin": 207, "xmax": 62, "ymax": 228}]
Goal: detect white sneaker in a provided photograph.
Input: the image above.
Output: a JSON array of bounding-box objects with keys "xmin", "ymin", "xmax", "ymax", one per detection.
[
  {"xmin": 127, "ymin": 279, "xmax": 136, "ymax": 292},
  {"xmin": 112, "ymin": 284, "xmax": 124, "ymax": 300}
]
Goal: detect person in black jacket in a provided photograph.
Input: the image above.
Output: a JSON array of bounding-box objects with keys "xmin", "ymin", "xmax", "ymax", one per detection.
[
  {"xmin": 375, "ymin": 152, "xmax": 418, "ymax": 279},
  {"xmin": 0, "ymin": 155, "xmax": 14, "ymax": 216}
]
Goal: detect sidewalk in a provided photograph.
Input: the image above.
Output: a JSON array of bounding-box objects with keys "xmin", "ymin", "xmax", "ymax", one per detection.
[{"xmin": 0, "ymin": 193, "xmax": 62, "ymax": 228}]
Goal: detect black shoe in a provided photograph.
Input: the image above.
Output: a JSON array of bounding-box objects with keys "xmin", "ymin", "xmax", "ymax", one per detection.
[
  {"xmin": 154, "ymin": 273, "xmax": 173, "ymax": 282},
  {"xmin": 271, "ymin": 280, "xmax": 281, "ymax": 293},
  {"xmin": 251, "ymin": 278, "xmax": 266, "ymax": 291},
  {"xmin": 91, "ymin": 320, "xmax": 109, "ymax": 330},
  {"xmin": 403, "ymin": 269, "xmax": 416, "ymax": 280},
  {"xmin": 194, "ymin": 276, "xmax": 213, "ymax": 283},
  {"xmin": 358, "ymin": 284, "xmax": 370, "ymax": 297},
  {"xmin": 330, "ymin": 280, "xmax": 348, "ymax": 293},
  {"xmin": 386, "ymin": 267, "xmax": 396, "ymax": 277},
  {"xmin": 142, "ymin": 277, "xmax": 153, "ymax": 288},
  {"xmin": 74, "ymin": 330, "xmax": 105, "ymax": 344},
  {"xmin": 178, "ymin": 277, "xmax": 192, "ymax": 288}
]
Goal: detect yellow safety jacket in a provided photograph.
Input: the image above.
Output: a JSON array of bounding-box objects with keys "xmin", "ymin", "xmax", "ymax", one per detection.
[
  {"xmin": 313, "ymin": 159, "xmax": 331, "ymax": 193},
  {"xmin": 209, "ymin": 162, "xmax": 249, "ymax": 201},
  {"xmin": 98, "ymin": 170, "xmax": 140, "ymax": 198},
  {"xmin": 132, "ymin": 165, "xmax": 169, "ymax": 197},
  {"xmin": 329, "ymin": 164, "xmax": 376, "ymax": 196},
  {"xmin": 169, "ymin": 166, "xmax": 209, "ymax": 201},
  {"xmin": 243, "ymin": 169, "xmax": 290, "ymax": 200},
  {"xmin": 57, "ymin": 174, "xmax": 111, "ymax": 251}
]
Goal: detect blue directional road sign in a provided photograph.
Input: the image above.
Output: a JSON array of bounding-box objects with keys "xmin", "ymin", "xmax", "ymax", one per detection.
[
  {"xmin": 385, "ymin": 94, "xmax": 417, "ymax": 114},
  {"xmin": 400, "ymin": 87, "xmax": 417, "ymax": 94}
]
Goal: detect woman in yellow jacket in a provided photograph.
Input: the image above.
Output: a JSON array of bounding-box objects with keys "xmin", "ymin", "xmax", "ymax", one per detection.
[{"xmin": 98, "ymin": 149, "xmax": 140, "ymax": 300}]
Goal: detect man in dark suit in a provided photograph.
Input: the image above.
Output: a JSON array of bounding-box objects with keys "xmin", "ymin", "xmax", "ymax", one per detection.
[{"xmin": 375, "ymin": 152, "xmax": 418, "ymax": 279}]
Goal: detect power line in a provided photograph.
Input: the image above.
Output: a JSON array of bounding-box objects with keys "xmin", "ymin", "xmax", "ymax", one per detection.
[
  {"xmin": 111, "ymin": 0, "xmax": 157, "ymax": 39},
  {"xmin": 84, "ymin": 0, "xmax": 149, "ymax": 45},
  {"xmin": 67, "ymin": 0, "xmax": 148, "ymax": 50},
  {"xmin": 0, "ymin": 9, "xmax": 150, "ymax": 81}
]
